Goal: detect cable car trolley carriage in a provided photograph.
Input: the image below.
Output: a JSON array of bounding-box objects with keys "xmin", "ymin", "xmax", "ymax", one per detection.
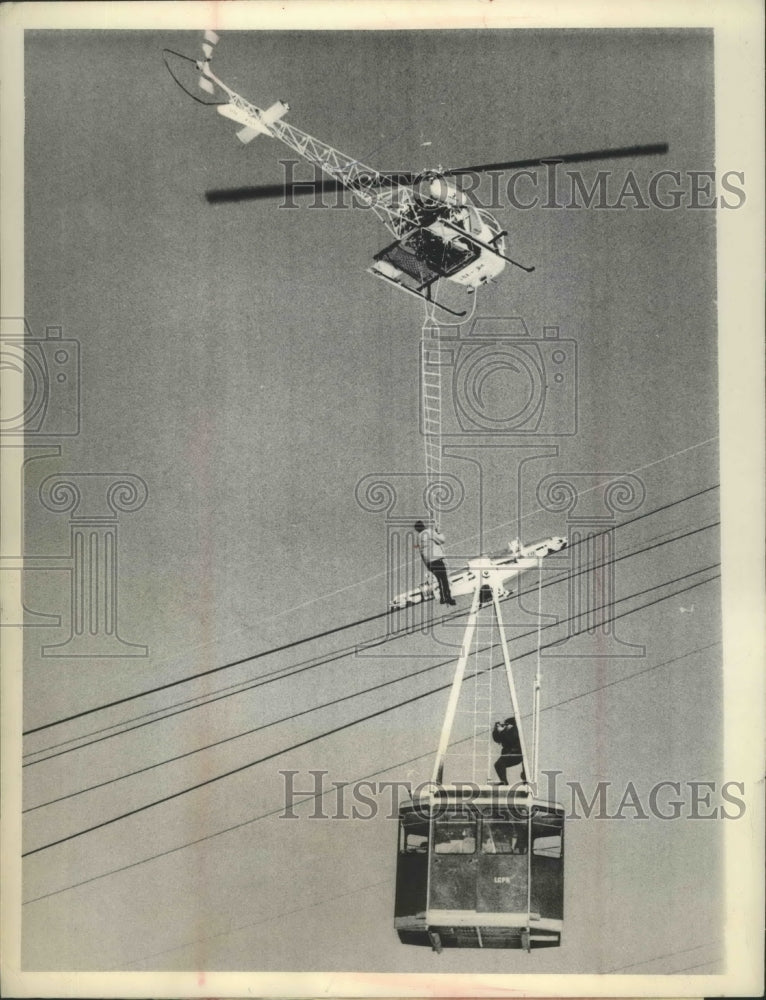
[
  {"xmin": 393, "ymin": 543, "xmax": 566, "ymax": 952},
  {"xmin": 391, "ymin": 535, "xmax": 567, "ymax": 610}
]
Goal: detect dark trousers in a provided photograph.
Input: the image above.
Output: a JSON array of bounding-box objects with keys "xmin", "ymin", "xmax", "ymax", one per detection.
[
  {"xmin": 494, "ymin": 752, "xmax": 526, "ymax": 784},
  {"xmin": 427, "ymin": 558, "xmax": 453, "ymax": 602}
]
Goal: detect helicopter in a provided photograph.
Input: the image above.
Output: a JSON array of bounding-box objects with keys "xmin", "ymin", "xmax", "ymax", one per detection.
[{"xmin": 164, "ymin": 31, "xmax": 668, "ymax": 317}]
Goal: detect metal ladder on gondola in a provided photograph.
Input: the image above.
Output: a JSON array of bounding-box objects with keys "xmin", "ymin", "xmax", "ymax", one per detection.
[
  {"xmin": 445, "ymin": 610, "xmax": 495, "ymax": 783},
  {"xmin": 430, "ymin": 559, "xmax": 547, "ymax": 953},
  {"xmin": 431, "ymin": 561, "xmax": 537, "ymax": 788},
  {"xmin": 453, "ymin": 609, "xmax": 495, "ymax": 783}
]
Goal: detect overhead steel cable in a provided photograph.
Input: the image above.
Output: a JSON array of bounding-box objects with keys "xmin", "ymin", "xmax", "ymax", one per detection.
[
  {"xmin": 21, "ymin": 607, "xmax": 392, "ymax": 737},
  {"xmin": 22, "ymin": 564, "xmax": 719, "ymax": 857},
  {"xmin": 23, "ymin": 518, "xmax": 719, "ymax": 769},
  {"xmin": 24, "ymin": 528, "xmax": 718, "ymax": 814},
  {"xmin": 672, "ymin": 958, "xmax": 723, "ymax": 974},
  {"xmin": 23, "ymin": 628, "xmax": 721, "ymax": 903},
  {"xmin": 23, "ymin": 520, "xmax": 719, "ymax": 766},
  {"xmin": 23, "ymin": 644, "xmax": 512, "ymax": 810},
  {"xmin": 605, "ymin": 938, "xmax": 722, "ymax": 973},
  {"xmin": 23, "ymin": 482, "xmax": 719, "ymax": 737}
]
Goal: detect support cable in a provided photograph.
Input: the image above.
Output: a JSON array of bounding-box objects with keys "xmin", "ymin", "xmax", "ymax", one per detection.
[
  {"xmin": 23, "ymin": 603, "xmax": 719, "ymax": 898},
  {"xmin": 533, "ymin": 556, "xmax": 543, "ymax": 786},
  {"xmin": 23, "ymin": 520, "xmax": 719, "ymax": 767},
  {"xmin": 23, "ymin": 566, "xmax": 718, "ymax": 856},
  {"xmin": 23, "ymin": 484, "xmax": 719, "ymax": 737}
]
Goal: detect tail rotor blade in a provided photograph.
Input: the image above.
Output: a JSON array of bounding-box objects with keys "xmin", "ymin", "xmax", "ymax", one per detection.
[{"xmin": 199, "ymin": 28, "xmax": 219, "ymax": 92}]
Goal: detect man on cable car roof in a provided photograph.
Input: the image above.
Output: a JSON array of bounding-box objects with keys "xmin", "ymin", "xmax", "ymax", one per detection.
[
  {"xmin": 414, "ymin": 520, "xmax": 456, "ymax": 606},
  {"xmin": 492, "ymin": 716, "xmax": 526, "ymax": 785}
]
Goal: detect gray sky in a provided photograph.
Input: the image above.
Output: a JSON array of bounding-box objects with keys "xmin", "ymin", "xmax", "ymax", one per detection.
[{"xmin": 19, "ymin": 26, "xmax": 726, "ymax": 976}]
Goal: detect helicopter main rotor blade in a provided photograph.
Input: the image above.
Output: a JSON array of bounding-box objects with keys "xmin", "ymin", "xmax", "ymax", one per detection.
[
  {"xmin": 206, "ymin": 179, "xmax": 345, "ymax": 203},
  {"xmin": 205, "ymin": 172, "xmax": 414, "ymax": 204},
  {"xmin": 442, "ymin": 143, "xmax": 669, "ymax": 177},
  {"xmin": 203, "ymin": 145, "xmax": 668, "ymax": 203}
]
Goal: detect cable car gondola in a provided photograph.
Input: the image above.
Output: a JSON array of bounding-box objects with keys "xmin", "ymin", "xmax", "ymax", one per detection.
[
  {"xmin": 395, "ymin": 785, "xmax": 564, "ymax": 951},
  {"xmin": 393, "ymin": 551, "xmax": 565, "ymax": 952}
]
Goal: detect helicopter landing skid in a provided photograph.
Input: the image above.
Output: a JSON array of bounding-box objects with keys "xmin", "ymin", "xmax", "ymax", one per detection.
[{"xmin": 368, "ymin": 266, "xmax": 467, "ymax": 318}]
